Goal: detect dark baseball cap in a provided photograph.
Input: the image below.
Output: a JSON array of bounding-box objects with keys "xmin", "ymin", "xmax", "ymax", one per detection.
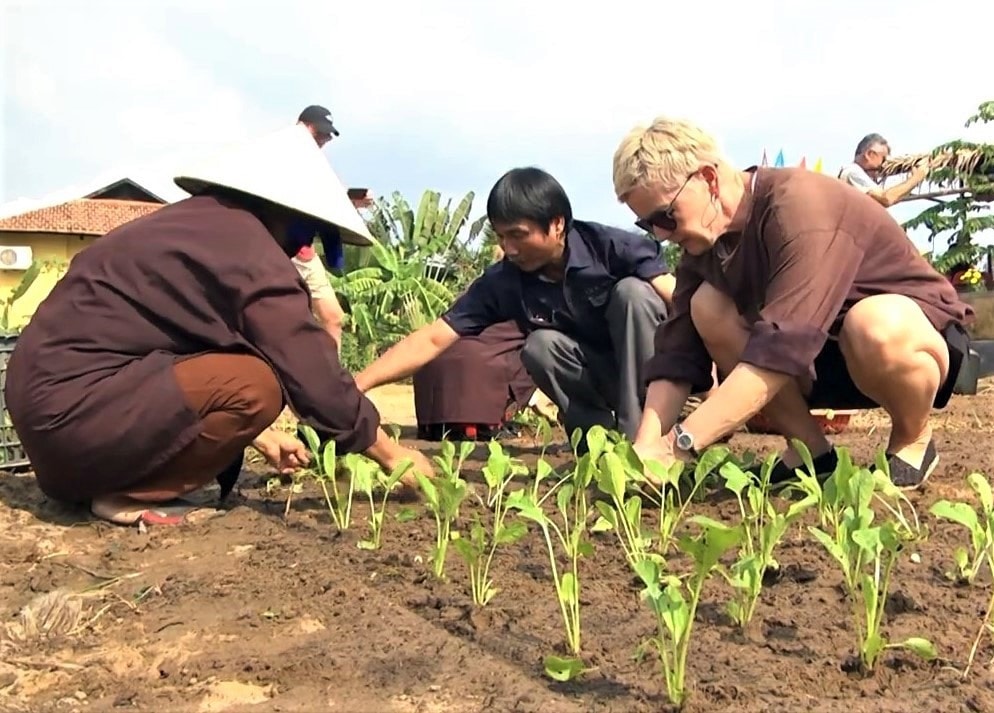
[{"xmin": 297, "ymin": 105, "xmax": 339, "ymax": 137}]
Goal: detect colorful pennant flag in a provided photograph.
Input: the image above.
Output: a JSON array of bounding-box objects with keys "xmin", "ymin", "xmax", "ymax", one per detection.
[
  {"xmin": 798, "ymin": 156, "xmax": 807, "ymax": 169},
  {"xmin": 760, "ymin": 149, "xmax": 769, "ymax": 167},
  {"xmin": 774, "ymin": 149, "xmax": 785, "ymax": 168},
  {"xmin": 813, "ymin": 157, "xmax": 824, "ymax": 173}
]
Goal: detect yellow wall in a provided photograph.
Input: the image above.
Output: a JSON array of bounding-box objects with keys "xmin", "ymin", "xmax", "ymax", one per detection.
[{"xmin": 0, "ymin": 232, "xmax": 95, "ymax": 328}]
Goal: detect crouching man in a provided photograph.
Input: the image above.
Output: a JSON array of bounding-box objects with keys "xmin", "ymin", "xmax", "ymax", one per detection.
[
  {"xmin": 356, "ymin": 166, "xmax": 675, "ymax": 442},
  {"xmin": 3, "ymin": 124, "xmax": 434, "ymax": 527},
  {"xmin": 612, "ymin": 116, "xmax": 973, "ymax": 489}
]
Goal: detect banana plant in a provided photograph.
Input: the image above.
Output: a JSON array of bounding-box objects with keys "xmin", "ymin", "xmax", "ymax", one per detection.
[
  {"xmin": 330, "ymin": 188, "xmax": 493, "ymax": 359},
  {"xmin": 1, "ymin": 260, "xmax": 43, "ymax": 334}
]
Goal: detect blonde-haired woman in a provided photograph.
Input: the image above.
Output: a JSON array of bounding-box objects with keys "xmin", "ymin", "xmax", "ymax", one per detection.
[{"xmin": 612, "ymin": 116, "xmax": 973, "ymax": 489}]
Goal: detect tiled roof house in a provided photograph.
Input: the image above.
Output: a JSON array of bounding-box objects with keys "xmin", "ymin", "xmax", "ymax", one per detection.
[{"xmin": 0, "ymin": 178, "xmax": 169, "ymax": 325}]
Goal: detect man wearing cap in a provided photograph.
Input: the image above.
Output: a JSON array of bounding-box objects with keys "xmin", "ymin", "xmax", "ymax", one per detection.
[
  {"xmin": 294, "ymin": 104, "xmax": 373, "ymax": 347},
  {"xmin": 2, "ymin": 123, "xmax": 434, "ymax": 527},
  {"xmin": 297, "ymin": 104, "xmax": 340, "ymax": 148}
]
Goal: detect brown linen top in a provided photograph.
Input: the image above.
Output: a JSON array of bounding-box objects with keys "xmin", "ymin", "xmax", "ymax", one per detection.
[
  {"xmin": 4, "ymin": 194, "xmax": 380, "ymax": 489},
  {"xmin": 644, "ymin": 167, "xmax": 974, "ymax": 392}
]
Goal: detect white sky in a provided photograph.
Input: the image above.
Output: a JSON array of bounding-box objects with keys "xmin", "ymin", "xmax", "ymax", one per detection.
[{"xmin": 2, "ymin": 0, "xmax": 993, "ymax": 249}]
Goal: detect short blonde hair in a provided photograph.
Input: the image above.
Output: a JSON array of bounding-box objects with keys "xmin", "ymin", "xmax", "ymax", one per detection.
[{"xmin": 612, "ymin": 116, "xmax": 726, "ymax": 201}]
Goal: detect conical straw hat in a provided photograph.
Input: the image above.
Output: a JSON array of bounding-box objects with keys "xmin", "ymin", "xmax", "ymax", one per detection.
[{"xmin": 173, "ymin": 123, "xmax": 373, "ymax": 246}]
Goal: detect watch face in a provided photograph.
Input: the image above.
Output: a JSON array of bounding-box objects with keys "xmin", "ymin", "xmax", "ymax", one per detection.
[{"xmin": 676, "ymin": 429, "xmax": 693, "ymax": 450}]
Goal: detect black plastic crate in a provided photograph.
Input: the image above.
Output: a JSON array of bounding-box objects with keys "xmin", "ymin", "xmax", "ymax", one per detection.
[{"xmin": 0, "ymin": 335, "xmax": 30, "ymax": 470}]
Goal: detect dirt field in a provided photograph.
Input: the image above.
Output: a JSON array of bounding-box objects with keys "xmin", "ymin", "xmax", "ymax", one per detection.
[{"xmin": 2, "ymin": 385, "xmax": 994, "ymax": 713}]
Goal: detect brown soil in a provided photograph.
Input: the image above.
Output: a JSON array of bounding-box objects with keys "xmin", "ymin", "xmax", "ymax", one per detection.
[{"xmin": 3, "ymin": 386, "xmax": 994, "ymax": 712}]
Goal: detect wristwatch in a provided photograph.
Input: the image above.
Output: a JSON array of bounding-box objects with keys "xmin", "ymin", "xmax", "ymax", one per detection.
[{"xmin": 673, "ymin": 423, "xmax": 697, "ymax": 456}]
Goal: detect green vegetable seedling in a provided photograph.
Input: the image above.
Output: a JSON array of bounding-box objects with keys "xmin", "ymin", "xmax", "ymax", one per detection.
[
  {"xmin": 635, "ymin": 515, "xmax": 741, "ymax": 707},
  {"xmin": 417, "ymin": 439, "xmax": 473, "ymax": 579},
  {"xmin": 588, "ymin": 426, "xmax": 656, "ymax": 569},
  {"xmin": 451, "ymin": 441, "xmax": 529, "ymax": 606},
  {"xmin": 349, "ymin": 454, "xmax": 414, "ymax": 550},
  {"xmin": 930, "ymin": 472, "xmax": 994, "ymax": 585},
  {"xmin": 803, "ymin": 448, "xmax": 936, "ymax": 672},
  {"xmin": 929, "ymin": 472, "xmax": 994, "ymax": 678},
  {"xmin": 299, "ymin": 424, "xmax": 355, "ymax": 530},
  {"xmin": 507, "ymin": 427, "xmax": 595, "ymax": 680},
  {"xmin": 716, "ymin": 453, "xmax": 818, "ymax": 629}
]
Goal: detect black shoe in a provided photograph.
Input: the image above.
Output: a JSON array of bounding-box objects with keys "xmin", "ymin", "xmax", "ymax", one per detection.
[
  {"xmin": 760, "ymin": 448, "xmax": 839, "ymax": 485},
  {"xmin": 887, "ymin": 440, "xmax": 938, "ymax": 491}
]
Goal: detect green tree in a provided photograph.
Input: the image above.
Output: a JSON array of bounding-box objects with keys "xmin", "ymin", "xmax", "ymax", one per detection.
[{"xmin": 903, "ymin": 100, "xmax": 994, "ymax": 274}]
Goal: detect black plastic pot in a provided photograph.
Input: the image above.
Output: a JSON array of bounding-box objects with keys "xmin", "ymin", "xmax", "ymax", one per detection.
[{"xmin": 953, "ymin": 339, "xmax": 994, "ymax": 396}]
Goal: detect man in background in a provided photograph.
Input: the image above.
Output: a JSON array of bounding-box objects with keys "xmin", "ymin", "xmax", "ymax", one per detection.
[
  {"xmin": 293, "ymin": 104, "xmax": 374, "ymax": 347},
  {"xmin": 838, "ymin": 132, "xmax": 928, "ymax": 208}
]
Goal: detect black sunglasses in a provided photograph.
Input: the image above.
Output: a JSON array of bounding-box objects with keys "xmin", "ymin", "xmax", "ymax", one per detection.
[{"xmin": 634, "ymin": 172, "xmax": 697, "ymax": 233}]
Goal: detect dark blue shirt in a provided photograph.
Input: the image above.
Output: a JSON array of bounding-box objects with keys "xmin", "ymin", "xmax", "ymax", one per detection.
[{"xmin": 442, "ymin": 219, "xmax": 668, "ymax": 346}]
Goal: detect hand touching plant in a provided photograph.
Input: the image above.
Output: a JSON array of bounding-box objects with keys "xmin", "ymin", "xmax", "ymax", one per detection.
[{"xmin": 253, "ymin": 428, "xmax": 311, "ymax": 474}]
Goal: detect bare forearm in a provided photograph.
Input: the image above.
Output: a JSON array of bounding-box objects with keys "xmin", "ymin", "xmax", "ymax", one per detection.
[
  {"xmin": 356, "ymin": 323, "xmax": 455, "ymax": 392},
  {"xmin": 635, "ymin": 379, "xmax": 693, "ymax": 442},
  {"xmin": 681, "ymin": 363, "xmax": 791, "ymax": 446},
  {"xmin": 883, "ymin": 174, "xmax": 926, "ymax": 205}
]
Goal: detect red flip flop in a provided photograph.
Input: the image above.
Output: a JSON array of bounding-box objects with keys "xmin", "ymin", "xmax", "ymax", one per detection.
[{"xmin": 138, "ymin": 508, "xmax": 188, "ymax": 526}]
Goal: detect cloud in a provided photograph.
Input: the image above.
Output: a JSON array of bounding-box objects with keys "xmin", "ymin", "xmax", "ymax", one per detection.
[
  {"xmin": 2, "ymin": 0, "xmax": 270, "ymax": 201},
  {"xmin": 2, "ymin": 0, "xmax": 992, "ymax": 247}
]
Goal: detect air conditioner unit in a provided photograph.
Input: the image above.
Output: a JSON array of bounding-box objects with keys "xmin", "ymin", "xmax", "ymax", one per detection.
[{"xmin": 0, "ymin": 246, "xmax": 33, "ymax": 271}]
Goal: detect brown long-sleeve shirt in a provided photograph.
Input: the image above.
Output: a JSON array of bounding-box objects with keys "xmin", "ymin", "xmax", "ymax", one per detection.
[
  {"xmin": 645, "ymin": 167, "xmax": 973, "ymax": 391},
  {"xmin": 4, "ymin": 194, "xmax": 379, "ymax": 490}
]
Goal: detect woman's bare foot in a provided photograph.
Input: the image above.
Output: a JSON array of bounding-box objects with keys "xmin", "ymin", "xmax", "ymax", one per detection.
[{"xmin": 90, "ymin": 494, "xmax": 193, "ymax": 526}]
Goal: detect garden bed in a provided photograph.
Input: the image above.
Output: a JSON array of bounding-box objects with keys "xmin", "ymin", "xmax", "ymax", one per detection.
[{"xmin": 1, "ymin": 391, "xmax": 994, "ymax": 712}]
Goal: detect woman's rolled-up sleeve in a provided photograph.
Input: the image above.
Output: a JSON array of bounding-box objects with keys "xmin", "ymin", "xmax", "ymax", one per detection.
[{"xmin": 643, "ymin": 264, "xmax": 714, "ymax": 393}]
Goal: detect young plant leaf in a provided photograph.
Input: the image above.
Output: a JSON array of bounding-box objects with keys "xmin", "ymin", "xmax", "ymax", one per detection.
[
  {"xmin": 896, "ymin": 637, "xmax": 938, "ymax": 661},
  {"xmin": 543, "ymin": 655, "xmax": 586, "ymax": 682}
]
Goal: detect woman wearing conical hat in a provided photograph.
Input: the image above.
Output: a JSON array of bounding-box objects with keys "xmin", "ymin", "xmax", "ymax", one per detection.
[{"xmin": 2, "ymin": 124, "xmax": 434, "ymax": 526}]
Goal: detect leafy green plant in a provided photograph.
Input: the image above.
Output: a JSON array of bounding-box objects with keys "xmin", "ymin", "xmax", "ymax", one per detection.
[
  {"xmin": 0, "ymin": 260, "xmax": 42, "ymax": 334},
  {"xmin": 506, "ymin": 429, "xmax": 595, "ymax": 680},
  {"xmin": 586, "ymin": 426, "xmax": 655, "ymax": 568},
  {"xmin": 715, "ymin": 453, "xmax": 818, "ymax": 628},
  {"xmin": 451, "ymin": 441, "xmax": 529, "ymax": 606},
  {"xmin": 929, "ymin": 471, "xmax": 994, "ymax": 678},
  {"xmin": 299, "ymin": 425, "xmax": 355, "ymax": 530},
  {"xmin": 349, "ymin": 454, "xmax": 414, "ymax": 550},
  {"xmin": 930, "ymin": 472, "xmax": 993, "ymax": 584},
  {"xmin": 417, "ymin": 440, "xmax": 473, "ymax": 578},
  {"xmin": 900, "ymin": 99, "xmax": 994, "ymax": 272},
  {"xmin": 799, "ymin": 447, "xmax": 936, "ymax": 671},
  {"xmin": 634, "ymin": 516, "xmax": 741, "ymax": 707},
  {"xmin": 635, "ymin": 445, "xmax": 729, "ymax": 558}
]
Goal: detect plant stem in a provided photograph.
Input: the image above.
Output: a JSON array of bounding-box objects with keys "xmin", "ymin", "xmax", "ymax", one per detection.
[
  {"xmin": 541, "ymin": 521, "xmax": 578, "ymax": 655},
  {"xmin": 962, "ymin": 578, "xmax": 994, "ymax": 679},
  {"xmin": 319, "ymin": 480, "xmax": 342, "ymax": 530}
]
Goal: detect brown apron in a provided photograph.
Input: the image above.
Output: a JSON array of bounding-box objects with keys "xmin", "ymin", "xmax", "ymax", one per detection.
[{"xmin": 413, "ymin": 320, "xmax": 536, "ymax": 432}]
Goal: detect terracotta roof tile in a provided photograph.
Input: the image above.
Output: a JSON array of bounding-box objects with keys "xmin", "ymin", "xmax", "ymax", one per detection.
[{"xmin": 0, "ymin": 199, "xmax": 164, "ymax": 237}]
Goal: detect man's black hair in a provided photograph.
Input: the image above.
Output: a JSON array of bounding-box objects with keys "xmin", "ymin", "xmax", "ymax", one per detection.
[{"xmin": 486, "ymin": 167, "xmax": 573, "ymax": 232}]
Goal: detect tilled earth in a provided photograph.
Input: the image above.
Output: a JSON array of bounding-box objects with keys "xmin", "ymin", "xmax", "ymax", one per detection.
[{"xmin": 2, "ymin": 390, "xmax": 994, "ymax": 712}]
